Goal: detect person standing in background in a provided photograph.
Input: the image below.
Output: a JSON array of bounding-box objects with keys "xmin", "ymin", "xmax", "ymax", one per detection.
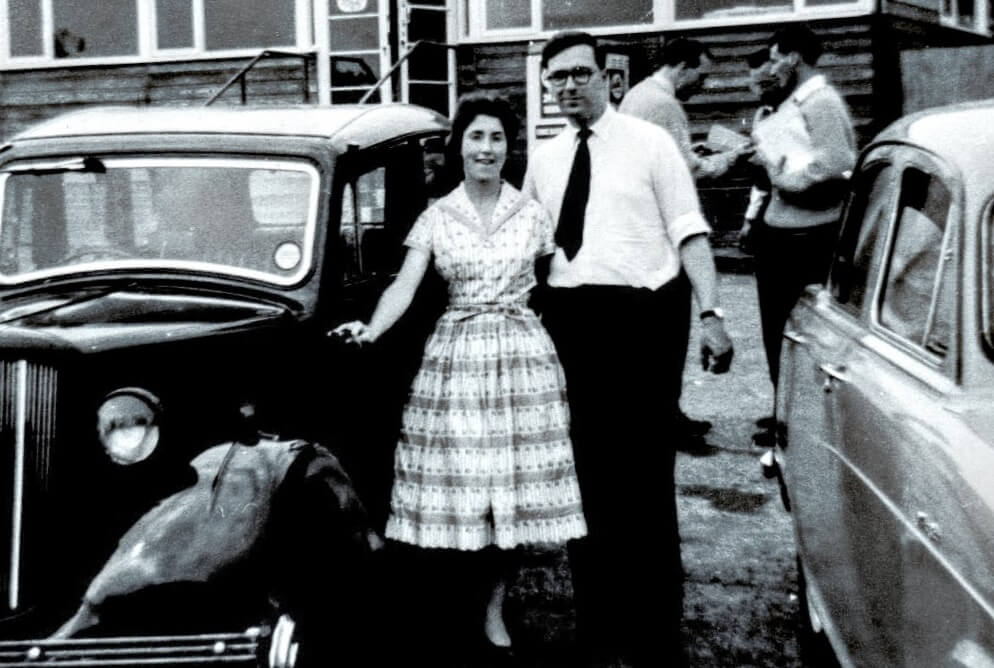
[
  {"xmin": 620, "ymin": 37, "xmax": 749, "ymax": 451},
  {"xmin": 749, "ymin": 25, "xmax": 856, "ymax": 441},
  {"xmin": 524, "ymin": 30, "xmax": 734, "ymax": 668}
]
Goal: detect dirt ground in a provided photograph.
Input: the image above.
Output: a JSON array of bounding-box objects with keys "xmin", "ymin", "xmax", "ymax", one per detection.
[{"xmin": 504, "ymin": 271, "xmax": 806, "ymax": 667}]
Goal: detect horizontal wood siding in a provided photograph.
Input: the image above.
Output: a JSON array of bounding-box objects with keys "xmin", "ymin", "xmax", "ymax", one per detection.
[
  {"xmin": 0, "ymin": 56, "xmax": 313, "ymax": 142},
  {"xmin": 459, "ymin": 18, "xmax": 882, "ymax": 238}
]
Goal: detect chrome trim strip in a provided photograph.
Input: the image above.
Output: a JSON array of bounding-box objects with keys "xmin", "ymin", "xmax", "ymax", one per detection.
[{"xmin": 9, "ymin": 360, "xmax": 25, "ymax": 610}]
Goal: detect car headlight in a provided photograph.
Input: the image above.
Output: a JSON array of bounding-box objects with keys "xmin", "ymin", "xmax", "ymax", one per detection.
[{"xmin": 97, "ymin": 388, "xmax": 162, "ymax": 465}]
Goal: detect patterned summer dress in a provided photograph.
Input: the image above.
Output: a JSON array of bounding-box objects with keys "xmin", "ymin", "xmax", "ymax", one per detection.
[{"xmin": 384, "ymin": 183, "xmax": 587, "ymax": 551}]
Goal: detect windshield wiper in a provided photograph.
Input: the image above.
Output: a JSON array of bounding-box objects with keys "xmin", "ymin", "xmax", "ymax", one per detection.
[{"xmin": 1, "ymin": 156, "xmax": 105, "ymax": 175}]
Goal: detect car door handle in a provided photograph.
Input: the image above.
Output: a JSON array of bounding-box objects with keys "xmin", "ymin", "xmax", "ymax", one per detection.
[
  {"xmin": 818, "ymin": 363, "xmax": 847, "ymax": 392},
  {"xmin": 916, "ymin": 512, "xmax": 942, "ymax": 544},
  {"xmin": 784, "ymin": 330, "xmax": 807, "ymax": 344}
]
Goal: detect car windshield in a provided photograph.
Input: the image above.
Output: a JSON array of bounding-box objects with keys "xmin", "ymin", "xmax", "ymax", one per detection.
[{"xmin": 0, "ymin": 157, "xmax": 319, "ymax": 286}]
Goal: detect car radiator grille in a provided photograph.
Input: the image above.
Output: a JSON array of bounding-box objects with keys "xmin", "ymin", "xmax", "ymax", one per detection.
[{"xmin": 0, "ymin": 360, "xmax": 57, "ymax": 613}]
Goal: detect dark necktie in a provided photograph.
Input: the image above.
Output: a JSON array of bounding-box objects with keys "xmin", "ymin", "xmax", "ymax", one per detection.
[{"xmin": 555, "ymin": 127, "xmax": 591, "ymax": 260}]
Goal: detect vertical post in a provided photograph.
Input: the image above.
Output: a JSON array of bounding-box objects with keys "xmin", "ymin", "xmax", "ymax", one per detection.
[
  {"xmin": 315, "ymin": 0, "xmax": 332, "ymax": 104},
  {"xmin": 10, "ymin": 360, "xmax": 26, "ymax": 610}
]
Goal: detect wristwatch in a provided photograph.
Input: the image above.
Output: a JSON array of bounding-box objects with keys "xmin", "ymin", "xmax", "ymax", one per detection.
[{"xmin": 700, "ymin": 308, "xmax": 726, "ymax": 321}]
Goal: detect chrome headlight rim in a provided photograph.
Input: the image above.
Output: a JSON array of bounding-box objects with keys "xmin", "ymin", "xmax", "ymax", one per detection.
[{"xmin": 96, "ymin": 387, "xmax": 163, "ymax": 466}]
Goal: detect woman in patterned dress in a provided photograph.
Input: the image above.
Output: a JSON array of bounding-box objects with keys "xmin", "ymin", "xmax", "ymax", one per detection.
[{"xmin": 334, "ymin": 92, "xmax": 586, "ymax": 655}]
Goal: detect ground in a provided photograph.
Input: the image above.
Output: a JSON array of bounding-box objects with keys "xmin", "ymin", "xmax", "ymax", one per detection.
[{"xmin": 504, "ymin": 271, "xmax": 807, "ymax": 667}]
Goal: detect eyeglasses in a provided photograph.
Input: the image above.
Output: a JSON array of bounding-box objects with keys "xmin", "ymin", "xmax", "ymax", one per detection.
[{"xmin": 543, "ymin": 66, "xmax": 596, "ymax": 88}]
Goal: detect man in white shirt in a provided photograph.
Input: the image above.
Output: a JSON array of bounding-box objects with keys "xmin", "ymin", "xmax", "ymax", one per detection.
[{"xmin": 523, "ymin": 30, "xmax": 733, "ymax": 668}]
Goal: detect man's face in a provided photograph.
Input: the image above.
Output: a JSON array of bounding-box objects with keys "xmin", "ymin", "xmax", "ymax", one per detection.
[
  {"xmin": 544, "ymin": 44, "xmax": 608, "ymax": 125},
  {"xmin": 676, "ymin": 55, "xmax": 711, "ymax": 101},
  {"xmin": 769, "ymin": 44, "xmax": 799, "ymax": 93}
]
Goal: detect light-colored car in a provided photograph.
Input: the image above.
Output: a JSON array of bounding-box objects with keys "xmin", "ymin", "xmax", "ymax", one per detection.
[{"xmin": 774, "ymin": 98, "xmax": 994, "ymax": 667}]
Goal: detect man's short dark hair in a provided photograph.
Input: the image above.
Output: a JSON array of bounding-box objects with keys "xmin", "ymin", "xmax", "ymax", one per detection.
[
  {"xmin": 660, "ymin": 38, "xmax": 713, "ymax": 69},
  {"xmin": 540, "ymin": 31, "xmax": 605, "ymax": 70},
  {"xmin": 770, "ymin": 24, "xmax": 822, "ymax": 65},
  {"xmin": 746, "ymin": 47, "xmax": 770, "ymax": 70}
]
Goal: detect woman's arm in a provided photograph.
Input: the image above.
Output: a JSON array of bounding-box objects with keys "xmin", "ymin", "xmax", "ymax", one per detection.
[{"xmin": 334, "ymin": 247, "xmax": 432, "ymax": 344}]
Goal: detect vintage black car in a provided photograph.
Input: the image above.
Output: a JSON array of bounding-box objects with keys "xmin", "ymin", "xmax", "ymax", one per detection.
[{"xmin": 0, "ymin": 104, "xmax": 450, "ymax": 666}]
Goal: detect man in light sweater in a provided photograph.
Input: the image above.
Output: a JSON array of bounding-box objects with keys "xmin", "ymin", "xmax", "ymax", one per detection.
[{"xmin": 749, "ymin": 24, "xmax": 856, "ymax": 398}]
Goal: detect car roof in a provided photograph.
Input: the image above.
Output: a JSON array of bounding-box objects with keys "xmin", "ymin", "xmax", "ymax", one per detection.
[
  {"xmin": 5, "ymin": 103, "xmax": 450, "ymax": 152},
  {"xmin": 873, "ymin": 97, "xmax": 994, "ymax": 179}
]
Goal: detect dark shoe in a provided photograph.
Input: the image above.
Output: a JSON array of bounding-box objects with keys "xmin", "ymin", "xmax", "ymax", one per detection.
[
  {"xmin": 677, "ymin": 434, "xmax": 711, "ymax": 454},
  {"xmin": 752, "ymin": 427, "xmax": 775, "ymax": 448},
  {"xmin": 678, "ymin": 412, "xmax": 712, "ymax": 437},
  {"xmin": 755, "ymin": 415, "xmax": 776, "ymax": 430}
]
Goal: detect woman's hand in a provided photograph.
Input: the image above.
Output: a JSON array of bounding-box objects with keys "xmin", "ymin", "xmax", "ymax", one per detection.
[{"xmin": 330, "ymin": 320, "xmax": 376, "ymax": 345}]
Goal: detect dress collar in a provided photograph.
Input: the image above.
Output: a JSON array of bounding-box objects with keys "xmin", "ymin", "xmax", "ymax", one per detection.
[{"xmin": 437, "ymin": 181, "xmax": 526, "ymax": 236}]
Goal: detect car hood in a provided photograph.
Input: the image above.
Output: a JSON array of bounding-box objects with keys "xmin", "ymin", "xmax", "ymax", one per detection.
[{"xmin": 0, "ymin": 289, "xmax": 293, "ymax": 353}]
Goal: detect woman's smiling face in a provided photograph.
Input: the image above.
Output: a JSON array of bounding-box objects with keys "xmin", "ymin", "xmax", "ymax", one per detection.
[{"xmin": 461, "ymin": 114, "xmax": 507, "ymax": 183}]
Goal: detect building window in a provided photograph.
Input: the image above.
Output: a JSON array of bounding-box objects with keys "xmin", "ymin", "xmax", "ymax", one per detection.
[
  {"xmin": 9, "ymin": 0, "xmax": 44, "ymax": 56},
  {"xmin": 941, "ymin": 0, "xmax": 990, "ymax": 33},
  {"xmin": 544, "ymin": 0, "xmax": 652, "ymax": 28},
  {"xmin": 466, "ymin": 0, "xmax": 873, "ymax": 37},
  {"xmin": 2, "ymin": 0, "xmax": 305, "ymax": 66},
  {"xmin": 53, "ymin": 0, "xmax": 138, "ymax": 58},
  {"xmin": 486, "ymin": 0, "xmax": 530, "ymax": 29},
  {"xmin": 202, "ymin": 0, "xmax": 295, "ymax": 50},
  {"xmin": 155, "ymin": 0, "xmax": 194, "ymax": 50}
]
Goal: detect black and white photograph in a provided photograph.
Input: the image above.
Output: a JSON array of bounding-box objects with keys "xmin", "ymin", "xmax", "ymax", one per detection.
[{"xmin": 0, "ymin": 1, "xmax": 992, "ymax": 667}]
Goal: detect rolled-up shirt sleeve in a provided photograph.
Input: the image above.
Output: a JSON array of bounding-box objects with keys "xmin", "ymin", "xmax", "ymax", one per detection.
[{"xmin": 651, "ymin": 132, "xmax": 711, "ymax": 245}]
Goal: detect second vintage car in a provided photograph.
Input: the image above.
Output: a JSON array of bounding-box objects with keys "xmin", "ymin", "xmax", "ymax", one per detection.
[
  {"xmin": 0, "ymin": 103, "xmax": 450, "ymax": 666},
  {"xmin": 774, "ymin": 98, "xmax": 994, "ymax": 667}
]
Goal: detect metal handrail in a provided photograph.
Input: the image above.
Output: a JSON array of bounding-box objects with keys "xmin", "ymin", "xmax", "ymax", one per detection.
[
  {"xmin": 205, "ymin": 49, "xmax": 312, "ymax": 106},
  {"xmin": 358, "ymin": 40, "xmax": 457, "ymax": 105}
]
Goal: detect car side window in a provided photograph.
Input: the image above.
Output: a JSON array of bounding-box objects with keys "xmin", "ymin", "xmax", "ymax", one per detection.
[
  {"xmin": 338, "ymin": 137, "xmax": 444, "ymax": 285},
  {"xmin": 829, "ymin": 162, "xmax": 895, "ymax": 315},
  {"xmin": 878, "ymin": 167, "xmax": 953, "ymax": 357}
]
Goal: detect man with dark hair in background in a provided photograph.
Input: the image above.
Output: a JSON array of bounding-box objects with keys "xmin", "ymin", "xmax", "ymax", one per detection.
[
  {"xmin": 524, "ymin": 29, "xmax": 734, "ymax": 668},
  {"xmin": 620, "ymin": 37, "xmax": 749, "ymax": 452},
  {"xmin": 748, "ymin": 24, "xmax": 856, "ymax": 443}
]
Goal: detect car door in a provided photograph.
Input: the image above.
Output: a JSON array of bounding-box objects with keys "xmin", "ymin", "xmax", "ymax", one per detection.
[
  {"xmin": 778, "ymin": 148, "xmax": 902, "ymax": 666},
  {"xmin": 324, "ymin": 135, "xmax": 448, "ymax": 529},
  {"xmin": 837, "ymin": 153, "xmax": 994, "ymax": 666}
]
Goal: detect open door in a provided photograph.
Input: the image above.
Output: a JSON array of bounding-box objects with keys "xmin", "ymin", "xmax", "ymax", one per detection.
[
  {"xmin": 398, "ymin": 0, "xmax": 456, "ymax": 116},
  {"xmin": 326, "ymin": 0, "xmax": 393, "ymax": 103}
]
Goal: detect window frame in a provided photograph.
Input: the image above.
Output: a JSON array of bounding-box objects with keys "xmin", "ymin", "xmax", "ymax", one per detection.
[
  {"xmin": 866, "ymin": 147, "xmax": 961, "ymax": 371},
  {"xmin": 461, "ymin": 0, "xmax": 874, "ymax": 41},
  {"xmin": 939, "ymin": 0, "xmax": 991, "ymax": 36},
  {"xmin": 0, "ymin": 0, "xmax": 314, "ymax": 70}
]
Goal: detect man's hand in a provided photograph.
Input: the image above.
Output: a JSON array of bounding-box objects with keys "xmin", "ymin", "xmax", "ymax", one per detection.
[{"xmin": 700, "ymin": 318, "xmax": 734, "ymax": 374}]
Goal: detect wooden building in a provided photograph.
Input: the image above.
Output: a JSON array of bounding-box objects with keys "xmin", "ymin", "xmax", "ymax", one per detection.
[{"xmin": 1, "ymin": 0, "xmax": 992, "ymax": 236}]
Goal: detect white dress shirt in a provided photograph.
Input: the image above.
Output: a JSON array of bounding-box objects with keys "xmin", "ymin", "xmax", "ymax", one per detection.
[{"xmin": 523, "ymin": 106, "xmax": 710, "ymax": 290}]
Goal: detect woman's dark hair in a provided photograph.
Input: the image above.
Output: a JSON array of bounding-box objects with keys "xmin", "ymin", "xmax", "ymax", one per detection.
[{"xmin": 445, "ymin": 91, "xmax": 520, "ymax": 183}]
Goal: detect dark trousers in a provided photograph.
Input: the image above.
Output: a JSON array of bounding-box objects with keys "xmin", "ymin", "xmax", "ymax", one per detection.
[
  {"xmin": 753, "ymin": 221, "xmax": 839, "ymax": 388},
  {"xmin": 542, "ymin": 281, "xmax": 689, "ymax": 667}
]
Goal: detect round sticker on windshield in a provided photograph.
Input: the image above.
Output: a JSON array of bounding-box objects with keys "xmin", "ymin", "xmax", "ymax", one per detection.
[
  {"xmin": 337, "ymin": 0, "xmax": 368, "ymax": 12},
  {"xmin": 274, "ymin": 242, "xmax": 302, "ymax": 271}
]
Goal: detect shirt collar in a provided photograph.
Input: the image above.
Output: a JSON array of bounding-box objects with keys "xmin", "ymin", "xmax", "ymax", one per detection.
[
  {"xmin": 568, "ymin": 105, "xmax": 616, "ymax": 142},
  {"xmin": 791, "ymin": 74, "xmax": 828, "ymax": 104},
  {"xmin": 650, "ymin": 71, "xmax": 677, "ymax": 97}
]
